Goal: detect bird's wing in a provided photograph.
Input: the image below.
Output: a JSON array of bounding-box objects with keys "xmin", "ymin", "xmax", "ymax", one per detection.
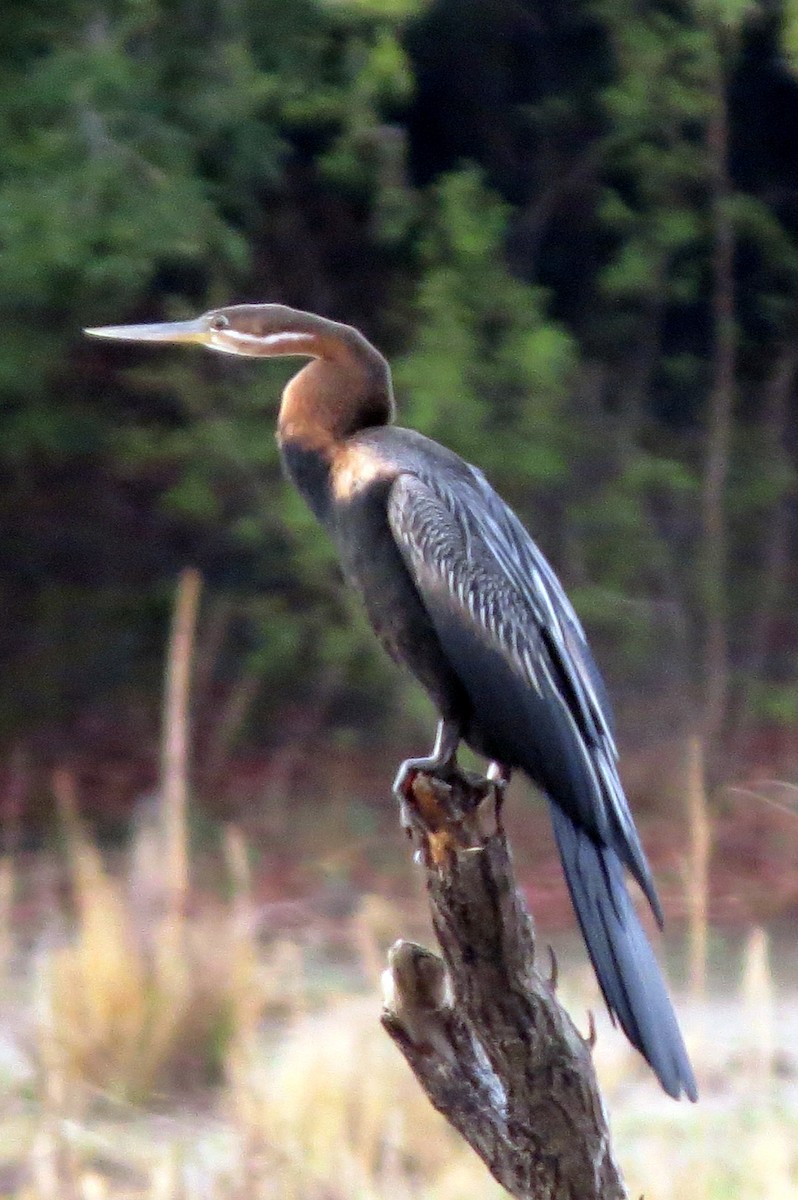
[
  {"xmin": 386, "ymin": 468, "xmax": 699, "ymax": 1100},
  {"xmin": 464, "ymin": 465, "xmax": 617, "ymax": 739},
  {"xmin": 387, "ymin": 468, "xmax": 661, "ymax": 922}
]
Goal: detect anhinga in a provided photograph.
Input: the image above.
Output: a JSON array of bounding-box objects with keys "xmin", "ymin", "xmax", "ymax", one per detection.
[{"xmin": 86, "ymin": 304, "xmax": 697, "ymax": 1100}]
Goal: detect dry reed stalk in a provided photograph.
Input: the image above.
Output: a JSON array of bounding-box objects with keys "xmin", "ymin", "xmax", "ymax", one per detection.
[
  {"xmin": 32, "ymin": 936, "xmax": 84, "ymax": 1200},
  {"xmin": 161, "ymin": 567, "xmax": 202, "ymax": 929},
  {"xmin": 2, "ymin": 741, "xmax": 28, "ymax": 856},
  {"xmin": 0, "ymin": 854, "xmax": 14, "ymax": 979},
  {"xmin": 222, "ymin": 823, "xmax": 288, "ymax": 1198},
  {"xmin": 149, "ymin": 1148, "xmax": 183, "ymax": 1200},
  {"xmin": 684, "ymin": 735, "xmax": 711, "ymax": 1004},
  {"xmin": 351, "ymin": 894, "xmax": 403, "ymax": 988},
  {"xmin": 223, "ymin": 825, "xmax": 252, "ymax": 923},
  {"xmin": 223, "ymin": 825, "xmax": 262, "ymax": 1063},
  {"xmin": 741, "ymin": 926, "xmax": 774, "ymax": 1096},
  {"xmin": 45, "ymin": 773, "xmax": 157, "ymax": 1091},
  {"xmin": 30, "ymin": 1118, "xmax": 82, "ymax": 1200},
  {"xmin": 680, "ymin": 736, "xmax": 712, "ymax": 1200},
  {"xmin": 740, "ymin": 927, "xmax": 797, "ymax": 1200}
]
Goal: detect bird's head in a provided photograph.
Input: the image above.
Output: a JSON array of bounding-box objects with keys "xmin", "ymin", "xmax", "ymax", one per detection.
[
  {"xmin": 85, "ymin": 304, "xmax": 320, "ymax": 358},
  {"xmin": 86, "ymin": 302, "xmax": 395, "ymax": 436}
]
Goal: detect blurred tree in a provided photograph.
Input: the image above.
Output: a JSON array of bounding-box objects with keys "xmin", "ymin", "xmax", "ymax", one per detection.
[
  {"xmin": 402, "ymin": 0, "xmax": 798, "ymax": 760},
  {"xmin": 592, "ymin": 0, "xmax": 798, "ymax": 761},
  {"xmin": 396, "ymin": 169, "xmax": 575, "ymax": 500},
  {"xmin": 0, "ymin": 0, "xmax": 419, "ymax": 772},
  {"xmin": 2, "ymin": 0, "xmax": 798, "ymax": 822}
]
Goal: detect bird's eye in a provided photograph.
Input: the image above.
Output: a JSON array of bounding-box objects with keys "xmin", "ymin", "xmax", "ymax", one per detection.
[{"xmin": 209, "ymin": 314, "xmax": 229, "ymax": 331}]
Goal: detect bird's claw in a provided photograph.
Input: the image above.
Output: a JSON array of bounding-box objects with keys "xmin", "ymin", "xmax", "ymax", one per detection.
[
  {"xmin": 394, "ymin": 761, "xmax": 437, "ymax": 836},
  {"xmin": 486, "ymin": 761, "xmax": 511, "ymax": 832},
  {"xmin": 393, "ymin": 762, "xmax": 419, "ymax": 835},
  {"xmin": 392, "ymin": 759, "xmax": 419, "ymax": 800},
  {"xmin": 486, "ymin": 761, "xmax": 511, "ymax": 790}
]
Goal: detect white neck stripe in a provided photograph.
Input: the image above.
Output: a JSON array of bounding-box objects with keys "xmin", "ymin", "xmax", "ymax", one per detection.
[{"xmin": 211, "ymin": 329, "xmax": 309, "ymax": 349}]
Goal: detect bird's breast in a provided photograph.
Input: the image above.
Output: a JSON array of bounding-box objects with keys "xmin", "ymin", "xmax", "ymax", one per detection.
[
  {"xmin": 333, "ymin": 485, "xmax": 470, "ymax": 723},
  {"xmin": 330, "ymin": 442, "xmax": 397, "ymax": 503}
]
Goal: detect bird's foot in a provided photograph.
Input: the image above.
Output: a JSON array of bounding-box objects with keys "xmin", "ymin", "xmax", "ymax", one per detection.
[
  {"xmin": 393, "ymin": 719, "xmax": 462, "ymax": 834},
  {"xmin": 393, "ymin": 724, "xmax": 510, "ymax": 859},
  {"xmin": 486, "ymin": 760, "xmax": 511, "ymax": 789},
  {"xmin": 393, "ymin": 754, "xmax": 460, "ymax": 799},
  {"xmin": 394, "ymin": 758, "xmax": 501, "ymax": 854},
  {"xmin": 394, "ymin": 755, "xmax": 459, "ymax": 835},
  {"xmin": 486, "ymin": 762, "xmax": 511, "ymax": 834}
]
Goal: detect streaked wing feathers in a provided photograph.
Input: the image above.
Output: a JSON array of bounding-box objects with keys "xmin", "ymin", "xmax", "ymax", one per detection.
[{"xmin": 387, "ymin": 469, "xmax": 661, "ymax": 922}]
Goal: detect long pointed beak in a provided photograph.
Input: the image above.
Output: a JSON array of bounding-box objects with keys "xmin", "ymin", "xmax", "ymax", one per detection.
[{"xmin": 84, "ymin": 317, "xmax": 210, "ymax": 345}]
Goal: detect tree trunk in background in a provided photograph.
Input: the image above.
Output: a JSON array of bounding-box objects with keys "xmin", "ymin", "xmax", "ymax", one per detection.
[
  {"xmin": 161, "ymin": 567, "xmax": 202, "ymax": 925},
  {"xmin": 684, "ymin": 735, "xmax": 711, "ymax": 1006},
  {"xmin": 731, "ymin": 349, "xmax": 797, "ymax": 762},
  {"xmin": 701, "ymin": 37, "xmax": 735, "ymax": 760}
]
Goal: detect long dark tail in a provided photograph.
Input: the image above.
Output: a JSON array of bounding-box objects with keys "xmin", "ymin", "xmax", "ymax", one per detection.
[{"xmin": 549, "ymin": 802, "xmax": 697, "ymax": 1101}]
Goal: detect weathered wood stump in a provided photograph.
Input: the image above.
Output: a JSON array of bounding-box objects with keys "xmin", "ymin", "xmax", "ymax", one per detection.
[{"xmin": 382, "ymin": 768, "xmax": 627, "ymax": 1200}]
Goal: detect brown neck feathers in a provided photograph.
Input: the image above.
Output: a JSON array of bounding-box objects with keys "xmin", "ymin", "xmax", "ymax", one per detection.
[{"xmin": 273, "ymin": 312, "xmax": 394, "ymax": 453}]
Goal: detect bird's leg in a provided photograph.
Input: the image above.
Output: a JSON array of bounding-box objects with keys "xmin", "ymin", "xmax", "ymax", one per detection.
[
  {"xmin": 393, "ymin": 718, "xmax": 460, "ymax": 794},
  {"xmin": 487, "ymin": 761, "xmax": 511, "ymax": 833},
  {"xmin": 393, "ymin": 719, "xmax": 460, "ymax": 830}
]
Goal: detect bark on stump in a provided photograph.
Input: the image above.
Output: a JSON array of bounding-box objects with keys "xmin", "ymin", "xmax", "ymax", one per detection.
[{"xmin": 382, "ymin": 768, "xmax": 627, "ymax": 1200}]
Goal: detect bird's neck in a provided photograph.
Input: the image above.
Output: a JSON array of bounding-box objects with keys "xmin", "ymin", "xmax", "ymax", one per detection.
[
  {"xmin": 276, "ymin": 319, "xmax": 394, "ymax": 456},
  {"xmin": 276, "ymin": 317, "xmax": 393, "ymax": 525}
]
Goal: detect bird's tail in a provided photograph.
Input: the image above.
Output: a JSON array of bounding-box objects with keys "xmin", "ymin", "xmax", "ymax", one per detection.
[{"xmin": 549, "ymin": 802, "xmax": 697, "ymax": 1101}]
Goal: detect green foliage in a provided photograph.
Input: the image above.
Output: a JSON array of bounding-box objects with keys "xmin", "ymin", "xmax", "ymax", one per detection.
[
  {"xmin": 597, "ymin": 3, "xmax": 713, "ymax": 324},
  {"xmin": 0, "ymin": 0, "xmax": 422, "ymax": 749},
  {"xmin": 1, "ymin": 0, "xmax": 797, "ymax": 779},
  {"xmin": 751, "ymin": 681, "xmax": 798, "ymax": 726},
  {"xmin": 396, "ymin": 169, "xmax": 576, "ymax": 492},
  {"xmin": 785, "ymin": 0, "xmax": 798, "ymax": 68}
]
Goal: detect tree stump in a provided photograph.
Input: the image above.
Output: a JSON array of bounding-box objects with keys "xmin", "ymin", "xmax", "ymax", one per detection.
[{"xmin": 382, "ymin": 768, "xmax": 627, "ymax": 1200}]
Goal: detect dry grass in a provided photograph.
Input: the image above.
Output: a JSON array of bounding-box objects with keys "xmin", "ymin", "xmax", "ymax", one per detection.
[
  {"xmin": 0, "ymin": 726, "xmax": 794, "ymax": 1197},
  {"xmin": 0, "ymin": 823, "xmax": 791, "ymax": 1200},
  {"xmin": 226, "ymin": 997, "xmax": 504, "ymax": 1200},
  {"xmin": 25, "ymin": 573, "xmax": 267, "ymax": 1105},
  {"xmin": 33, "ymin": 780, "xmax": 267, "ymax": 1103},
  {"xmin": 0, "ymin": 807, "xmax": 507, "ymax": 1200},
  {"xmin": 4, "ymin": 944, "xmax": 796, "ymax": 1200}
]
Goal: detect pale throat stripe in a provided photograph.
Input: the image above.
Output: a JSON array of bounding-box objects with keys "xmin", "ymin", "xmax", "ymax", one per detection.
[{"xmin": 210, "ymin": 329, "xmax": 310, "ymax": 352}]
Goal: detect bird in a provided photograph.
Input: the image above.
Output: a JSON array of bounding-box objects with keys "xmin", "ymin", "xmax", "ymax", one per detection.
[{"xmin": 85, "ymin": 303, "xmax": 697, "ymax": 1100}]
